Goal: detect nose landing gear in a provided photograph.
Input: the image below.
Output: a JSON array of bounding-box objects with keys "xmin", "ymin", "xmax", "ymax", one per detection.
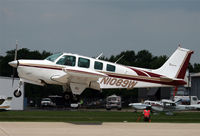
[
  {"xmin": 13, "ymin": 81, "xmax": 23, "ymax": 98},
  {"xmin": 14, "ymin": 89, "xmax": 22, "ymax": 97}
]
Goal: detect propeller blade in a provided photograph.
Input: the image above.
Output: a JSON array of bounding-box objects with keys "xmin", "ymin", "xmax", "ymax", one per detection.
[
  {"xmin": 12, "ymin": 68, "xmax": 15, "ymax": 87},
  {"xmin": 12, "ymin": 40, "xmax": 18, "ymax": 87},
  {"xmin": 14, "ymin": 40, "xmax": 18, "ymax": 60}
]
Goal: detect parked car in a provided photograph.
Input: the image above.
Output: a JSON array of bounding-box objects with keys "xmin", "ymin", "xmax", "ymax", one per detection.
[{"xmin": 41, "ymin": 98, "xmax": 56, "ymax": 107}]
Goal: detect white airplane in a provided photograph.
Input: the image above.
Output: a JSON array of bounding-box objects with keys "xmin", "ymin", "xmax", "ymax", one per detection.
[
  {"xmin": 129, "ymin": 100, "xmax": 158, "ymax": 111},
  {"xmin": 129, "ymin": 99, "xmax": 200, "ymax": 114},
  {"xmin": 8, "ymin": 46, "xmax": 193, "ymax": 102},
  {"xmin": 0, "ymin": 96, "xmax": 12, "ymax": 111},
  {"xmin": 151, "ymin": 99, "xmax": 200, "ymax": 115}
]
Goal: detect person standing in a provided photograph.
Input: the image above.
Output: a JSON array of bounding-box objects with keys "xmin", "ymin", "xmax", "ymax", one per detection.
[{"xmin": 143, "ymin": 106, "xmax": 151, "ymax": 122}]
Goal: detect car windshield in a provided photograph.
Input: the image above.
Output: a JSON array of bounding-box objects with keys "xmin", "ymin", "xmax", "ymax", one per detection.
[
  {"xmin": 42, "ymin": 98, "xmax": 51, "ymax": 101},
  {"xmin": 108, "ymin": 97, "xmax": 117, "ymax": 101},
  {"xmin": 45, "ymin": 53, "xmax": 63, "ymax": 62}
]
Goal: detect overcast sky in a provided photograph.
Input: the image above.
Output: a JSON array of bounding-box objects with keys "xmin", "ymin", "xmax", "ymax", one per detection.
[{"xmin": 0, "ymin": 0, "xmax": 200, "ymax": 64}]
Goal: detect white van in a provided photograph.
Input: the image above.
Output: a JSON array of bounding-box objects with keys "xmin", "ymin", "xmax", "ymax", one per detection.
[{"xmin": 106, "ymin": 95, "xmax": 121, "ymax": 110}]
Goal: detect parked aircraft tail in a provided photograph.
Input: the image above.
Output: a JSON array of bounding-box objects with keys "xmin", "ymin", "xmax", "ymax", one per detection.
[{"xmin": 154, "ymin": 47, "xmax": 193, "ymax": 79}]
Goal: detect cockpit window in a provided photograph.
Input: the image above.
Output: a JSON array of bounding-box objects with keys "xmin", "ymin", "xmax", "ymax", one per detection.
[
  {"xmin": 56, "ymin": 55, "xmax": 76, "ymax": 66},
  {"xmin": 46, "ymin": 53, "xmax": 63, "ymax": 62}
]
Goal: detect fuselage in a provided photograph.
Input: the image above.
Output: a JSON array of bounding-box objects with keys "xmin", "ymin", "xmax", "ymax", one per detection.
[{"xmin": 11, "ymin": 52, "xmax": 186, "ymax": 90}]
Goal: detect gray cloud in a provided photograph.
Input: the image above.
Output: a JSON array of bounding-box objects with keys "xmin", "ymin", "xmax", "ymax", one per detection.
[{"xmin": 0, "ymin": 0, "xmax": 200, "ymax": 63}]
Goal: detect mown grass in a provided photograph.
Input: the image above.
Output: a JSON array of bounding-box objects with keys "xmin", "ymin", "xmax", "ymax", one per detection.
[{"xmin": 0, "ymin": 110, "xmax": 200, "ymax": 123}]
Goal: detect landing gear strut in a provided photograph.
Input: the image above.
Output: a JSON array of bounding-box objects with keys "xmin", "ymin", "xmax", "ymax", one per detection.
[
  {"xmin": 14, "ymin": 81, "xmax": 22, "ymax": 98},
  {"xmin": 63, "ymin": 92, "xmax": 71, "ymax": 101}
]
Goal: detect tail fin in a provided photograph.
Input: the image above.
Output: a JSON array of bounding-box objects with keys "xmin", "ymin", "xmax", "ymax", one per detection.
[{"xmin": 154, "ymin": 47, "xmax": 193, "ymax": 79}]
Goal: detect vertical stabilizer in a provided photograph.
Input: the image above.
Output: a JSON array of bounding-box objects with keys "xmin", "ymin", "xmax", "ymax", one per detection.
[{"xmin": 154, "ymin": 47, "xmax": 193, "ymax": 79}]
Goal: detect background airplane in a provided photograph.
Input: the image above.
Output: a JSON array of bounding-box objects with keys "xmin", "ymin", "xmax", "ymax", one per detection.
[
  {"xmin": 9, "ymin": 45, "xmax": 193, "ymax": 103},
  {"xmin": 0, "ymin": 96, "xmax": 12, "ymax": 111},
  {"xmin": 129, "ymin": 100, "xmax": 157, "ymax": 111},
  {"xmin": 151, "ymin": 99, "xmax": 200, "ymax": 115},
  {"xmin": 129, "ymin": 98, "xmax": 200, "ymax": 115}
]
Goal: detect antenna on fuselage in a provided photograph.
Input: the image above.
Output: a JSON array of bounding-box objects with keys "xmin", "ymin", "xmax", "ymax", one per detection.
[
  {"xmin": 115, "ymin": 55, "xmax": 124, "ymax": 64},
  {"xmin": 96, "ymin": 52, "xmax": 103, "ymax": 59}
]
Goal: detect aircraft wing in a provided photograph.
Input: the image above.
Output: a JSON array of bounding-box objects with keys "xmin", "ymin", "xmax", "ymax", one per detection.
[
  {"xmin": 51, "ymin": 68, "xmax": 107, "ymax": 83},
  {"xmin": 129, "ymin": 103, "xmax": 149, "ymax": 110},
  {"xmin": 51, "ymin": 73, "xmax": 70, "ymax": 84},
  {"xmin": 52, "ymin": 67, "xmax": 107, "ymax": 95},
  {"xmin": 63, "ymin": 68, "xmax": 107, "ymax": 79}
]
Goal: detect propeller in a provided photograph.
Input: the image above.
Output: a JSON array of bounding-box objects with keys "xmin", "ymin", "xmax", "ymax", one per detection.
[{"xmin": 11, "ymin": 40, "xmax": 18, "ymax": 87}]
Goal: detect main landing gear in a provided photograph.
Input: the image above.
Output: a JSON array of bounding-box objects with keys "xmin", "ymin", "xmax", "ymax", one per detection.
[
  {"xmin": 13, "ymin": 81, "xmax": 22, "ymax": 98},
  {"xmin": 63, "ymin": 92, "xmax": 79, "ymax": 103}
]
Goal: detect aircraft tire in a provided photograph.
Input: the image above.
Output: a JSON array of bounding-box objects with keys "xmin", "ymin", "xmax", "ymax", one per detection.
[
  {"xmin": 14, "ymin": 90, "xmax": 22, "ymax": 97},
  {"xmin": 63, "ymin": 92, "xmax": 71, "ymax": 101}
]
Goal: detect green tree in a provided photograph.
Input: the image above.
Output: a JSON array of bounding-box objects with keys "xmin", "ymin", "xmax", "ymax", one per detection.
[
  {"xmin": 135, "ymin": 50, "xmax": 153, "ymax": 68},
  {"xmin": 0, "ymin": 48, "xmax": 51, "ymax": 77},
  {"xmin": 150, "ymin": 55, "xmax": 168, "ymax": 69},
  {"xmin": 193, "ymin": 63, "xmax": 200, "ymax": 73},
  {"xmin": 114, "ymin": 50, "xmax": 136, "ymax": 66}
]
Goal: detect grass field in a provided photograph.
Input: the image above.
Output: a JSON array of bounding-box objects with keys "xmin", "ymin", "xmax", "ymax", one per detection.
[{"xmin": 0, "ymin": 110, "xmax": 200, "ymax": 123}]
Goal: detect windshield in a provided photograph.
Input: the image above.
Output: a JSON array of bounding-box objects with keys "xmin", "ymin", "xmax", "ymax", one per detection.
[
  {"xmin": 45, "ymin": 53, "xmax": 63, "ymax": 62},
  {"xmin": 56, "ymin": 55, "xmax": 76, "ymax": 66},
  {"xmin": 42, "ymin": 98, "xmax": 51, "ymax": 101}
]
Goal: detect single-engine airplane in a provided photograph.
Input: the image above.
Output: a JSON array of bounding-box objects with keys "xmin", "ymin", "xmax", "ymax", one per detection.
[{"xmin": 9, "ymin": 45, "xmax": 193, "ymax": 102}]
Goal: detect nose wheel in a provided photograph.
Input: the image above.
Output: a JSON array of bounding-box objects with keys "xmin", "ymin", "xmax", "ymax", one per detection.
[
  {"xmin": 13, "ymin": 80, "xmax": 23, "ymax": 98},
  {"xmin": 14, "ymin": 89, "xmax": 22, "ymax": 97}
]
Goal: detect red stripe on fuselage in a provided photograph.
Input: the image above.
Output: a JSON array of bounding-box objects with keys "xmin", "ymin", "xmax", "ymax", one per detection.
[
  {"xmin": 20, "ymin": 64, "xmax": 104, "ymax": 77},
  {"xmin": 19, "ymin": 64, "xmax": 63, "ymax": 71},
  {"xmin": 107, "ymin": 74, "xmax": 186, "ymax": 86},
  {"xmin": 129, "ymin": 67, "xmax": 148, "ymax": 77},
  {"xmin": 129, "ymin": 67, "xmax": 162, "ymax": 78}
]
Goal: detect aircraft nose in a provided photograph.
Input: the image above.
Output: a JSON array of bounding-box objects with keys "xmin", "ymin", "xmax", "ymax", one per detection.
[{"xmin": 9, "ymin": 60, "xmax": 18, "ymax": 68}]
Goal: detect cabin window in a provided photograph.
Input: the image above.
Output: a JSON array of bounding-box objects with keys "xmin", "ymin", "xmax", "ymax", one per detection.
[
  {"xmin": 78, "ymin": 57, "xmax": 90, "ymax": 68},
  {"xmin": 56, "ymin": 55, "xmax": 76, "ymax": 66},
  {"xmin": 94, "ymin": 61, "xmax": 103, "ymax": 70},
  {"xmin": 46, "ymin": 53, "xmax": 63, "ymax": 62},
  {"xmin": 106, "ymin": 64, "xmax": 116, "ymax": 72}
]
